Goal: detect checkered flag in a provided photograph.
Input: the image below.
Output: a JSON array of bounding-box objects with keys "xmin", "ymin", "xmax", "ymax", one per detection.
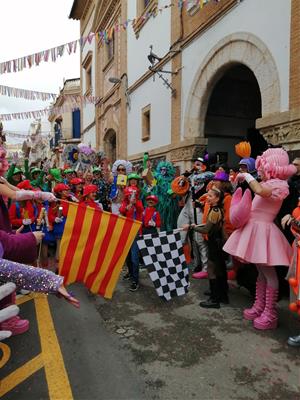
[{"xmin": 137, "ymin": 230, "xmax": 190, "ymax": 301}]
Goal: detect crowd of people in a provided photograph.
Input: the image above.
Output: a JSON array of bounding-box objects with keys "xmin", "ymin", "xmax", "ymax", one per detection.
[{"xmin": 0, "ymin": 141, "xmax": 300, "ymax": 348}]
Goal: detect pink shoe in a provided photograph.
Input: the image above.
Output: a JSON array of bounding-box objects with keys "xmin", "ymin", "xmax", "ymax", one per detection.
[
  {"xmin": 192, "ymin": 271, "xmax": 208, "ymax": 279},
  {"xmin": 243, "ymin": 280, "xmax": 266, "ymax": 321},
  {"xmin": 0, "ymin": 316, "xmax": 29, "ymax": 335},
  {"xmin": 253, "ymin": 287, "xmax": 278, "ymax": 330}
]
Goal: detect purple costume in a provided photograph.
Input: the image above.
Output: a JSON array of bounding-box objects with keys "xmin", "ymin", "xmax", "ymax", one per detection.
[{"xmin": 0, "ymin": 242, "xmax": 63, "ymax": 293}]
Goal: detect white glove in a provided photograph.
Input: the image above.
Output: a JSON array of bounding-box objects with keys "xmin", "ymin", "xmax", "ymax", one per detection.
[
  {"xmin": 148, "ymin": 219, "xmax": 156, "ymax": 227},
  {"xmin": 16, "ymin": 190, "xmax": 57, "ymax": 202},
  {"xmin": 22, "ymin": 218, "xmax": 32, "ymax": 225},
  {"xmin": 235, "ymin": 173, "xmax": 255, "ymax": 184},
  {"xmin": 55, "ymin": 217, "xmax": 63, "ymax": 223},
  {"xmin": 281, "ymin": 214, "xmax": 293, "ymax": 229}
]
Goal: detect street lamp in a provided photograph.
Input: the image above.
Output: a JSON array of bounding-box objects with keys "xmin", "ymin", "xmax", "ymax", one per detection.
[{"xmin": 108, "ymin": 73, "xmax": 131, "ymax": 110}]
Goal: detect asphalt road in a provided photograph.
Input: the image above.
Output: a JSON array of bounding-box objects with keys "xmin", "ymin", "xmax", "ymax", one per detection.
[{"xmin": 0, "ymin": 285, "xmax": 149, "ymax": 400}]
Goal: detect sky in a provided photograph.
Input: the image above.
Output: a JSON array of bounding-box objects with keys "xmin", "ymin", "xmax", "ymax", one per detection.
[{"xmin": 0, "ymin": 0, "xmax": 80, "ymax": 144}]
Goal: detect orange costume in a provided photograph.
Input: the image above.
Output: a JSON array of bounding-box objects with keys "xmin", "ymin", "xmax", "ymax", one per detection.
[{"xmin": 288, "ymin": 203, "xmax": 300, "ymax": 315}]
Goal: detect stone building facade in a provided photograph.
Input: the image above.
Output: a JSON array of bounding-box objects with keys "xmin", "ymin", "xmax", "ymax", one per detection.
[{"xmin": 70, "ymin": 0, "xmax": 300, "ymax": 169}]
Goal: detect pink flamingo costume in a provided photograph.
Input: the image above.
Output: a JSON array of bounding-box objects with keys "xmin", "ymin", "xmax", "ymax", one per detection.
[{"xmin": 224, "ymin": 148, "xmax": 296, "ymax": 330}]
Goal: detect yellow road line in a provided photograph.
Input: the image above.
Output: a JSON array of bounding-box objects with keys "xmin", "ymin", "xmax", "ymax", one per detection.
[
  {"xmin": 34, "ymin": 295, "xmax": 73, "ymax": 400},
  {"xmin": 0, "ymin": 342, "xmax": 11, "ymax": 369},
  {"xmin": 0, "ymin": 354, "xmax": 43, "ymax": 397},
  {"xmin": 16, "ymin": 293, "xmax": 35, "ymax": 305}
]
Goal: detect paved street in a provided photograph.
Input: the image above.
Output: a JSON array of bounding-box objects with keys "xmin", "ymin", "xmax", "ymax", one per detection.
[{"xmin": 1, "ymin": 269, "xmax": 299, "ymax": 400}]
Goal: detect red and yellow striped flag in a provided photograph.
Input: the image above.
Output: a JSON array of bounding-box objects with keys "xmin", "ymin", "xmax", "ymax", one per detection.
[{"xmin": 58, "ymin": 203, "xmax": 141, "ymax": 299}]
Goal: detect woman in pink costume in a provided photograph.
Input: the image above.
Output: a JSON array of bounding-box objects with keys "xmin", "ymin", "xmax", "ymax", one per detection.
[{"xmin": 223, "ymin": 148, "xmax": 296, "ymax": 330}]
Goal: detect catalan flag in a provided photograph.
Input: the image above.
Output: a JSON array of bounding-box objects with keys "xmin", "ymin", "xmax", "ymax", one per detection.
[{"xmin": 59, "ymin": 203, "xmax": 141, "ymax": 299}]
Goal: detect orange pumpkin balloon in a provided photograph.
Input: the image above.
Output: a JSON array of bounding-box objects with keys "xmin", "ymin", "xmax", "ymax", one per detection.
[{"xmin": 235, "ymin": 141, "xmax": 251, "ymax": 158}]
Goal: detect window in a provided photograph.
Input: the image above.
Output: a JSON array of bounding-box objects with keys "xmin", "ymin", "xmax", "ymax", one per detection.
[
  {"xmin": 134, "ymin": 0, "xmax": 158, "ymax": 37},
  {"xmin": 142, "ymin": 105, "xmax": 151, "ymax": 142},
  {"xmin": 82, "ymin": 51, "xmax": 93, "ymax": 95}
]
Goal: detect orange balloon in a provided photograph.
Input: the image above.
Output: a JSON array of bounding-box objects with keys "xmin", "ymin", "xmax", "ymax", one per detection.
[
  {"xmin": 289, "ymin": 278, "xmax": 298, "ymax": 287},
  {"xmin": 289, "ymin": 303, "xmax": 298, "ymax": 312}
]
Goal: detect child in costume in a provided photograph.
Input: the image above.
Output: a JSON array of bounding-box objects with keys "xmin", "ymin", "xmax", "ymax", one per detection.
[
  {"xmin": 81, "ymin": 184, "xmax": 102, "ymax": 210},
  {"xmin": 119, "ymin": 185, "xmax": 144, "ymax": 292},
  {"xmin": 8, "ymin": 180, "xmax": 38, "ymax": 233},
  {"xmin": 223, "ymin": 148, "xmax": 296, "ymax": 330},
  {"xmin": 48, "ymin": 183, "xmax": 71, "ymax": 272},
  {"xmin": 142, "ymin": 195, "xmax": 161, "ymax": 235},
  {"xmin": 70, "ymin": 177, "xmax": 84, "ymax": 201},
  {"xmin": 286, "ymin": 199, "xmax": 300, "ymax": 346},
  {"xmin": 183, "ymin": 187, "xmax": 228, "ymax": 308}
]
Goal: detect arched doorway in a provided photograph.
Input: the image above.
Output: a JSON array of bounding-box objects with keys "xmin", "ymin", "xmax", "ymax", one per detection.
[
  {"xmin": 104, "ymin": 129, "xmax": 117, "ymax": 162},
  {"xmin": 183, "ymin": 33, "xmax": 281, "ymax": 166},
  {"xmin": 204, "ymin": 64, "xmax": 268, "ymax": 165}
]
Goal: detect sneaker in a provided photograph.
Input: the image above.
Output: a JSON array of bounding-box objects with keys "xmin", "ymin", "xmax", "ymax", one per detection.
[
  {"xmin": 192, "ymin": 271, "xmax": 208, "ymax": 279},
  {"xmin": 287, "ymin": 335, "xmax": 300, "ymax": 347},
  {"xmin": 0, "ymin": 316, "xmax": 29, "ymax": 335},
  {"xmin": 122, "ymin": 272, "xmax": 131, "ymax": 281},
  {"xmin": 129, "ymin": 282, "xmax": 139, "ymax": 292}
]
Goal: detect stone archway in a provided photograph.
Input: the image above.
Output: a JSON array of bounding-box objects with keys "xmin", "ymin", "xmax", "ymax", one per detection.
[
  {"xmin": 104, "ymin": 129, "xmax": 117, "ymax": 162},
  {"xmin": 184, "ymin": 32, "xmax": 281, "ymax": 141}
]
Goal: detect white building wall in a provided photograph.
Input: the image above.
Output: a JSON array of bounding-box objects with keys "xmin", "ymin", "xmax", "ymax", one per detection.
[
  {"xmin": 82, "ymin": 126, "xmax": 96, "ymax": 148},
  {"xmin": 127, "ymin": 0, "xmax": 171, "ymax": 86},
  {"xmin": 127, "ymin": 62, "xmax": 172, "ymax": 156},
  {"xmin": 181, "ymin": 0, "xmax": 291, "ymax": 139},
  {"xmin": 81, "ymin": 15, "xmax": 96, "ymax": 141},
  {"xmin": 127, "ymin": 1, "xmax": 172, "ymax": 156}
]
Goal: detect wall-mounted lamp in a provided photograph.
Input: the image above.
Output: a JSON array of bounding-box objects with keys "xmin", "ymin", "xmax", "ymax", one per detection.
[{"xmin": 108, "ymin": 73, "xmax": 131, "ymax": 110}]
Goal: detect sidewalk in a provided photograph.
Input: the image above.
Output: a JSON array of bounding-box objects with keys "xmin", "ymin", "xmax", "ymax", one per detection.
[{"xmin": 93, "ymin": 268, "xmax": 300, "ymax": 400}]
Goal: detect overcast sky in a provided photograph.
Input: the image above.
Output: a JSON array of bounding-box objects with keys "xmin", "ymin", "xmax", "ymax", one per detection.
[{"xmin": 0, "ymin": 0, "xmax": 80, "ymax": 143}]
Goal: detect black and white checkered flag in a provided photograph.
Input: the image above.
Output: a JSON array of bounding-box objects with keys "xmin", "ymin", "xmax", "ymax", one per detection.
[{"xmin": 137, "ymin": 230, "xmax": 190, "ymax": 301}]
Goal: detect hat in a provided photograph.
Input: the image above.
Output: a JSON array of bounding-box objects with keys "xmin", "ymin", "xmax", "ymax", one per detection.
[
  {"xmin": 49, "ymin": 168, "xmax": 62, "ymax": 182},
  {"xmin": 70, "ymin": 178, "xmax": 84, "ymax": 185},
  {"xmin": 92, "ymin": 167, "xmax": 101, "ymax": 173},
  {"xmin": 239, "ymin": 158, "xmax": 256, "ymax": 173},
  {"xmin": 82, "ymin": 184, "xmax": 98, "ymax": 197},
  {"xmin": 13, "ymin": 167, "xmax": 23, "ymax": 175},
  {"xmin": 31, "ymin": 168, "xmax": 41, "ymax": 175},
  {"xmin": 127, "ymin": 173, "xmax": 140, "ymax": 181},
  {"xmin": 213, "ymin": 171, "xmax": 229, "ymax": 182},
  {"xmin": 17, "ymin": 180, "xmax": 33, "ymax": 190},
  {"xmin": 53, "ymin": 183, "xmax": 70, "ymax": 193},
  {"xmin": 146, "ymin": 195, "xmax": 158, "ymax": 204}
]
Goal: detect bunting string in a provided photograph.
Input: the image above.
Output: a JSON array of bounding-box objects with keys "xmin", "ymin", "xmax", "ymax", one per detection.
[
  {"xmin": 0, "ymin": 0, "xmax": 220, "ymax": 75},
  {"xmin": 0, "ymin": 84, "xmax": 57, "ymax": 101},
  {"xmin": 0, "ymin": 95, "xmax": 100, "ymax": 121}
]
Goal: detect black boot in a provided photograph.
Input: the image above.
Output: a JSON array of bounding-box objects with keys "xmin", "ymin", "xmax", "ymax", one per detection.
[
  {"xmin": 204, "ymin": 279, "xmax": 212, "ymax": 297},
  {"xmin": 199, "ymin": 279, "xmax": 220, "ymax": 309},
  {"xmin": 217, "ymin": 276, "xmax": 229, "ymax": 304}
]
